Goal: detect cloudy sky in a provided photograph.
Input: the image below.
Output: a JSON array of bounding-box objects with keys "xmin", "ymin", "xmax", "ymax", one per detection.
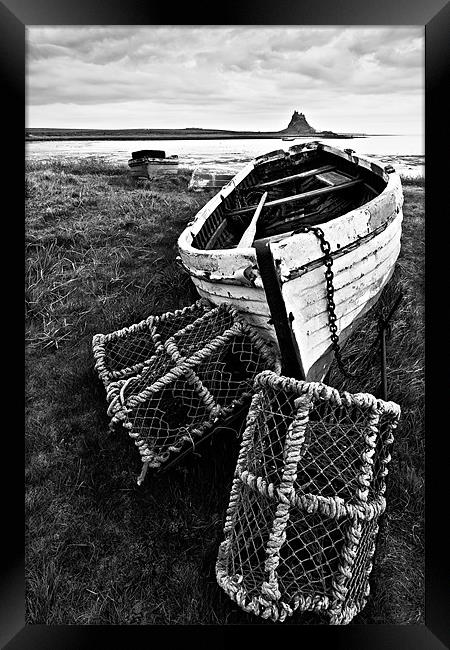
[{"xmin": 26, "ymin": 26, "xmax": 424, "ymax": 134}]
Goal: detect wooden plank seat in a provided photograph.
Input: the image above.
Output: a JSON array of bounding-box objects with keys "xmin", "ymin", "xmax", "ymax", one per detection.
[
  {"xmin": 227, "ymin": 179, "xmax": 363, "ymax": 217},
  {"xmin": 254, "ymin": 164, "xmax": 335, "ymax": 189},
  {"xmin": 315, "ymin": 170, "xmax": 354, "ymax": 186}
]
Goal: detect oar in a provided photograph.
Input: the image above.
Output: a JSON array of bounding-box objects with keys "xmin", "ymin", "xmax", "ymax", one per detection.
[{"xmin": 237, "ymin": 191, "xmax": 268, "ymax": 248}]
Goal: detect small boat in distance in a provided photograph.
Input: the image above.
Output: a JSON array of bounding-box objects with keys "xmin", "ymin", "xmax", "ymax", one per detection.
[
  {"xmin": 178, "ymin": 141, "xmax": 403, "ymax": 381},
  {"xmin": 188, "ymin": 166, "xmax": 240, "ymax": 192},
  {"xmin": 128, "ymin": 150, "xmax": 179, "ymax": 178},
  {"xmin": 282, "ymin": 136, "xmax": 296, "ymax": 141}
]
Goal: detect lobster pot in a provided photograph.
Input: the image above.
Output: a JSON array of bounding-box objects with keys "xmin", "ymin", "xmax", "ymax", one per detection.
[
  {"xmin": 216, "ymin": 370, "xmax": 400, "ymax": 624},
  {"xmin": 92, "ymin": 304, "xmax": 280, "ymax": 482},
  {"xmin": 92, "ymin": 299, "xmax": 210, "ymax": 390}
]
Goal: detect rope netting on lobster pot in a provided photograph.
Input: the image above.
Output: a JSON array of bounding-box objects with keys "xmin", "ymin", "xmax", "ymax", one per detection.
[
  {"xmin": 92, "ymin": 299, "xmax": 210, "ymax": 391},
  {"xmin": 216, "ymin": 370, "xmax": 400, "ymax": 624},
  {"xmin": 92, "ymin": 303, "xmax": 281, "ymax": 484}
]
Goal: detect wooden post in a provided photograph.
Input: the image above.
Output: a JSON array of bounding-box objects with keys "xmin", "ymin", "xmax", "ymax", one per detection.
[{"xmin": 380, "ymin": 326, "xmax": 387, "ymax": 401}]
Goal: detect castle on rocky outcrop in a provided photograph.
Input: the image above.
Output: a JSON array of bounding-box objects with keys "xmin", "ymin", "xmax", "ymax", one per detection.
[{"xmin": 281, "ymin": 111, "xmax": 317, "ymax": 135}]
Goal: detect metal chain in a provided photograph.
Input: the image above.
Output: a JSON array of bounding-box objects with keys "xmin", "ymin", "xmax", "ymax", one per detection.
[{"xmin": 295, "ymin": 225, "xmax": 381, "ymax": 379}]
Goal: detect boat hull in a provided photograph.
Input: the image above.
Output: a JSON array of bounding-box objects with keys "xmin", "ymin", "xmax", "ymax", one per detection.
[
  {"xmin": 177, "ymin": 143, "xmax": 404, "ymax": 381},
  {"xmin": 128, "ymin": 157, "xmax": 179, "ymax": 178}
]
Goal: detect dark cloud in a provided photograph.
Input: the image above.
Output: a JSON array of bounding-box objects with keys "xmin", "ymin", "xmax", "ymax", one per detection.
[{"xmin": 26, "ymin": 26, "xmax": 423, "ymax": 133}]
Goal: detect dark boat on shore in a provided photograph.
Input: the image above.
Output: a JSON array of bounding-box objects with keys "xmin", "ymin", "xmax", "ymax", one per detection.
[{"xmin": 128, "ymin": 150, "xmax": 179, "ymax": 178}]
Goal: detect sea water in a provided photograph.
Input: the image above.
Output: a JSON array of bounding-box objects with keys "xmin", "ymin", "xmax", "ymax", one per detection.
[{"xmin": 26, "ymin": 134, "xmax": 424, "ymax": 178}]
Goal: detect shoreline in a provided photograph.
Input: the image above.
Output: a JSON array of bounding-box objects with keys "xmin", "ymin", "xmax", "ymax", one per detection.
[{"xmin": 26, "ymin": 131, "xmax": 361, "ymax": 143}]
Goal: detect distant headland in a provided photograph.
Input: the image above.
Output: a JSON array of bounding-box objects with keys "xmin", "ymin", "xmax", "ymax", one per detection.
[{"xmin": 26, "ymin": 111, "xmax": 363, "ymax": 141}]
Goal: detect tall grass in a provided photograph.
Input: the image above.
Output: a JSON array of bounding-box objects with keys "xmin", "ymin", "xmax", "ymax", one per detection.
[
  {"xmin": 25, "ymin": 161, "xmax": 424, "ymax": 624},
  {"xmin": 400, "ymin": 173, "xmax": 424, "ymax": 187},
  {"xmin": 26, "ymin": 157, "xmax": 128, "ymax": 176}
]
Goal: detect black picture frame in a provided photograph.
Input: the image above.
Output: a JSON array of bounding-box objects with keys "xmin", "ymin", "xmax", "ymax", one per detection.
[{"xmin": 5, "ymin": 1, "xmax": 448, "ymax": 647}]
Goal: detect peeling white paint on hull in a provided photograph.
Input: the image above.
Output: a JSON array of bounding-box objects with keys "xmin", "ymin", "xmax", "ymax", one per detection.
[{"xmin": 178, "ymin": 142, "xmax": 404, "ymax": 381}]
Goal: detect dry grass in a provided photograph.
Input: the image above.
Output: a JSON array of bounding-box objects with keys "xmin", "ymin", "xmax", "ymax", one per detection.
[
  {"xmin": 25, "ymin": 159, "xmax": 424, "ymax": 624},
  {"xmin": 400, "ymin": 173, "xmax": 425, "ymax": 188}
]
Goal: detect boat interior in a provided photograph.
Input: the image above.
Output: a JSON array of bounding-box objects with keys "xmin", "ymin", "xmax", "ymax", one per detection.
[{"xmin": 191, "ymin": 147, "xmax": 388, "ymax": 251}]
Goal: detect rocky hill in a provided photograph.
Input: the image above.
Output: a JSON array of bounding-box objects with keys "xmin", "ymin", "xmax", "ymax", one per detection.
[{"xmin": 281, "ymin": 111, "xmax": 317, "ymax": 135}]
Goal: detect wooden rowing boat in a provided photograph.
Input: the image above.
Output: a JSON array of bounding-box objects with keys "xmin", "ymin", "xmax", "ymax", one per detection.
[
  {"xmin": 128, "ymin": 151, "xmax": 179, "ymax": 178},
  {"xmin": 177, "ymin": 141, "xmax": 403, "ymax": 381}
]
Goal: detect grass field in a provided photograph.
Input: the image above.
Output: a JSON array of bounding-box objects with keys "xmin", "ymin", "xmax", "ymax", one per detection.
[{"xmin": 25, "ymin": 159, "xmax": 424, "ymax": 624}]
